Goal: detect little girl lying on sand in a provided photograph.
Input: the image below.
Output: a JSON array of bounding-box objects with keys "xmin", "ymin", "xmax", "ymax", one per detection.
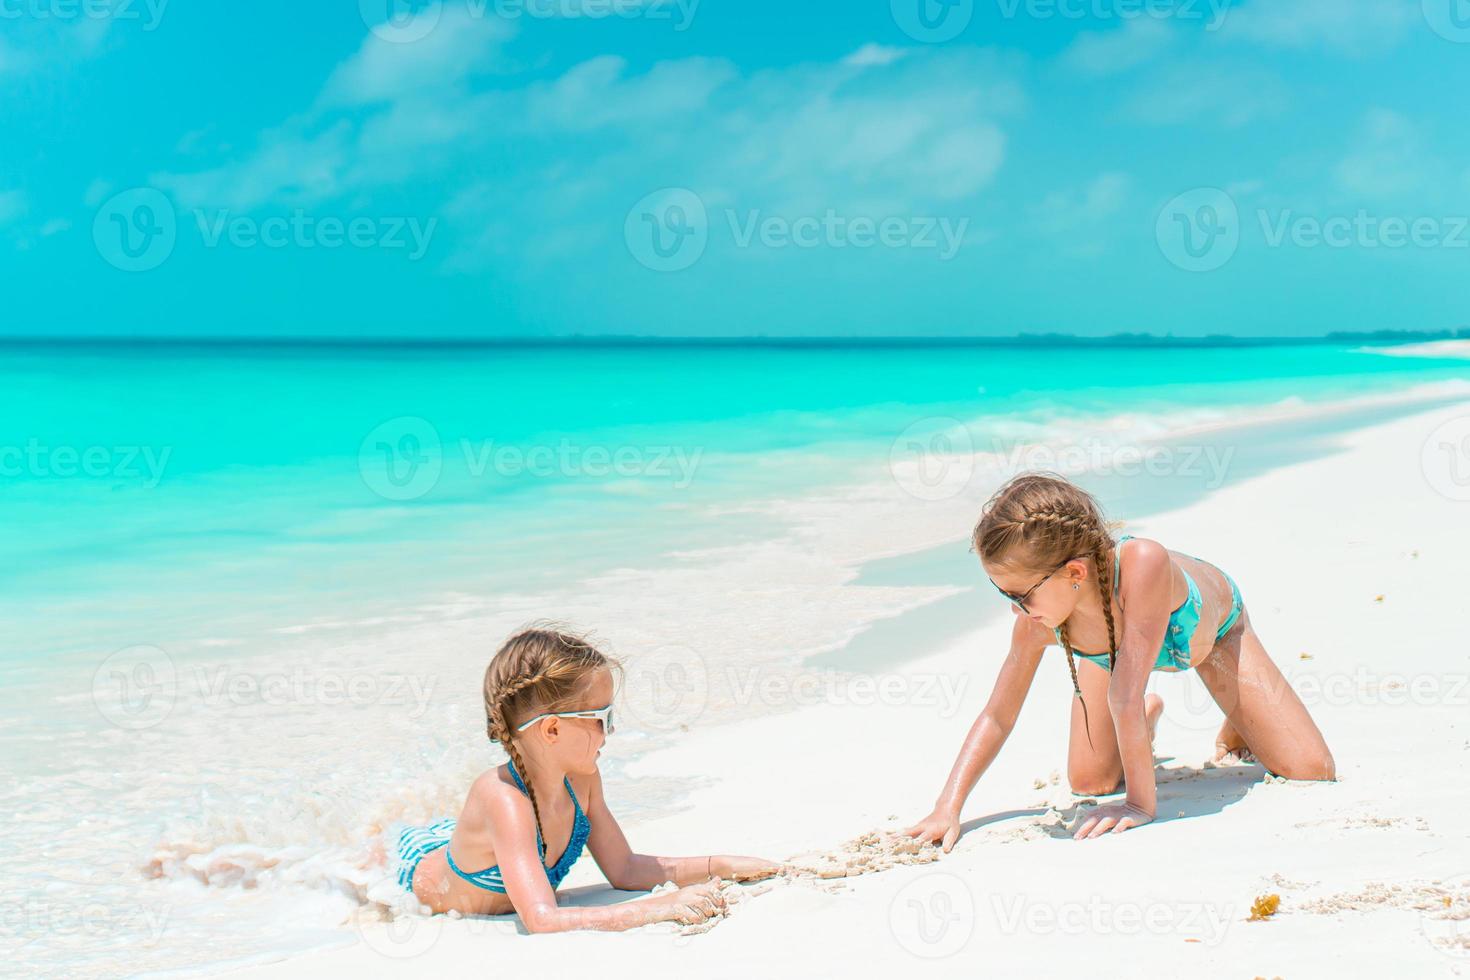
[
  {"xmin": 395, "ymin": 625, "xmax": 783, "ymax": 931},
  {"xmin": 908, "ymin": 473, "xmax": 1335, "ymax": 848}
]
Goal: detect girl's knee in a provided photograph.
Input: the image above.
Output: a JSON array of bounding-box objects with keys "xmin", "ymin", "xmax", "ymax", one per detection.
[
  {"xmin": 1270, "ymin": 748, "xmax": 1336, "ymax": 782},
  {"xmin": 1068, "ymin": 768, "xmax": 1124, "ymax": 796}
]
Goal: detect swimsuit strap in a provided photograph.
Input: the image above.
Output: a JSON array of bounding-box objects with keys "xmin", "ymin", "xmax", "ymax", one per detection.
[
  {"xmin": 1113, "ymin": 533, "xmax": 1133, "ymax": 590},
  {"xmin": 507, "ymin": 758, "xmax": 584, "ymax": 862}
]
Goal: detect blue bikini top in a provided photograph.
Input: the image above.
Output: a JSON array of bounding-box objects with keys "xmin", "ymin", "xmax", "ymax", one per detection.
[{"xmin": 446, "ymin": 760, "xmax": 591, "ymax": 893}]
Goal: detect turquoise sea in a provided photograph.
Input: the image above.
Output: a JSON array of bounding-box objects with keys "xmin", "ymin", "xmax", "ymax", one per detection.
[{"xmin": 3, "ymin": 338, "xmax": 1470, "ymax": 977}]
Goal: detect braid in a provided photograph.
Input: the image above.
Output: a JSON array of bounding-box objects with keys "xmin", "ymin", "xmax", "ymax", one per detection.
[
  {"xmin": 1055, "ymin": 621, "xmax": 1094, "ymax": 751},
  {"xmin": 1092, "ymin": 535, "xmax": 1119, "ymax": 673},
  {"xmin": 481, "ymin": 624, "xmax": 619, "ymax": 865},
  {"xmin": 973, "ymin": 473, "xmax": 1120, "ymax": 745}
]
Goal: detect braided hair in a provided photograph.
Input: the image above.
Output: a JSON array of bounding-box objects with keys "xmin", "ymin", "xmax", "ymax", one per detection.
[
  {"xmin": 971, "ymin": 474, "xmax": 1119, "ymax": 745},
  {"xmin": 483, "ymin": 624, "xmax": 616, "ymax": 857}
]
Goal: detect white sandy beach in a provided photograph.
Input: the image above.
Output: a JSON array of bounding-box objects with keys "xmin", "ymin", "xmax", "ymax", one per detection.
[{"xmin": 234, "ymin": 399, "xmax": 1470, "ymax": 979}]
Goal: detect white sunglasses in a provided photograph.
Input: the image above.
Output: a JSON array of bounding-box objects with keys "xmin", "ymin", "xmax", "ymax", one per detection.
[{"xmin": 513, "ymin": 704, "xmax": 615, "ymax": 735}]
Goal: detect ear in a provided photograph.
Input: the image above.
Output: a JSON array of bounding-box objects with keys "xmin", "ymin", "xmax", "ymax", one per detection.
[
  {"xmin": 1064, "ymin": 558, "xmax": 1090, "ymax": 584},
  {"xmin": 541, "ymin": 715, "xmax": 561, "ymax": 744}
]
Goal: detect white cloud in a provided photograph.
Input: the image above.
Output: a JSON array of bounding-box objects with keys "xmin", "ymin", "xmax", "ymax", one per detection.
[
  {"xmin": 1120, "ymin": 63, "xmax": 1287, "ymax": 127},
  {"xmin": 1334, "ymin": 109, "xmax": 1434, "ymax": 198},
  {"xmin": 843, "ymin": 44, "xmax": 911, "ymax": 68},
  {"xmin": 524, "ymin": 55, "xmax": 737, "ymax": 131},
  {"xmin": 83, "ymin": 179, "xmax": 113, "ymax": 208},
  {"xmin": 321, "ymin": 5, "xmax": 513, "ymax": 108},
  {"xmin": 1060, "ymin": 19, "xmax": 1173, "ymax": 77},
  {"xmin": 0, "ymin": 190, "xmax": 28, "ymax": 226},
  {"xmin": 1221, "ymin": 0, "xmax": 1419, "ymax": 55},
  {"xmin": 1034, "ymin": 172, "xmax": 1131, "ymax": 239}
]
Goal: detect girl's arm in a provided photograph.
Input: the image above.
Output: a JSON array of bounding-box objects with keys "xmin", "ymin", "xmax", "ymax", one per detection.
[
  {"xmin": 905, "ymin": 616, "xmax": 1048, "ymax": 851},
  {"xmin": 1074, "ymin": 540, "xmax": 1172, "ymax": 840},
  {"xmin": 584, "ymin": 769, "xmax": 783, "ymax": 890},
  {"xmin": 483, "ymin": 780, "xmax": 723, "ymax": 933}
]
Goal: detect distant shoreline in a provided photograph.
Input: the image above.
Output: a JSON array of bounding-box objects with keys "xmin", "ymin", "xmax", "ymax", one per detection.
[{"xmin": 2, "ymin": 330, "xmax": 1467, "ymax": 352}]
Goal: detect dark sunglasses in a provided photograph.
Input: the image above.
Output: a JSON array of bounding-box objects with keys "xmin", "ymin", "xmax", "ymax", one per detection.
[{"xmin": 987, "ymin": 556, "xmax": 1081, "ymax": 613}]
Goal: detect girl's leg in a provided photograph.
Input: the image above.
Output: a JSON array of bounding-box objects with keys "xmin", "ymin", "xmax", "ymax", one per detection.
[
  {"xmin": 1067, "ymin": 658, "xmax": 1164, "ymax": 795},
  {"xmin": 1194, "ymin": 609, "xmax": 1336, "ymax": 780}
]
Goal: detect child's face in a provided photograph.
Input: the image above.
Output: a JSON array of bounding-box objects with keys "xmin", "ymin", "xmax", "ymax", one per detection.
[
  {"xmin": 984, "ymin": 557, "xmax": 1086, "ymax": 630},
  {"xmin": 548, "ymin": 668, "xmax": 614, "ymax": 776}
]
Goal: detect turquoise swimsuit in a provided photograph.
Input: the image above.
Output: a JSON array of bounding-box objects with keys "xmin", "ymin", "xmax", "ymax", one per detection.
[
  {"xmin": 395, "ymin": 759, "xmax": 591, "ymax": 894},
  {"xmin": 1054, "ymin": 534, "xmax": 1244, "ymax": 673}
]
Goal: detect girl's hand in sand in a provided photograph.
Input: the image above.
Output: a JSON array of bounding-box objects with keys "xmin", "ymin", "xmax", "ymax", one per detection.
[
  {"xmin": 1072, "ymin": 802, "xmax": 1153, "ymax": 840},
  {"xmin": 904, "ymin": 808, "xmax": 962, "ymax": 853},
  {"xmin": 717, "ymin": 856, "xmax": 786, "ymax": 882},
  {"xmin": 661, "ymin": 880, "xmax": 727, "ymax": 925}
]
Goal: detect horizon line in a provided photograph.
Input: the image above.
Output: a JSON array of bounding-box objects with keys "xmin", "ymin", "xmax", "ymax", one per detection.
[{"xmin": 0, "ymin": 329, "xmax": 1464, "ymax": 350}]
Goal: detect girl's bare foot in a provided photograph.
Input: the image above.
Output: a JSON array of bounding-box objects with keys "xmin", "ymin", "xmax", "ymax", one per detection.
[{"xmin": 1213, "ymin": 719, "xmax": 1256, "ymax": 765}]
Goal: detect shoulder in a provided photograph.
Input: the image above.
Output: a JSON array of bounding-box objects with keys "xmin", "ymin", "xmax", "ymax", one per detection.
[
  {"xmin": 1116, "ymin": 536, "xmax": 1174, "ymax": 603},
  {"xmin": 465, "ymin": 766, "xmax": 532, "ymax": 820}
]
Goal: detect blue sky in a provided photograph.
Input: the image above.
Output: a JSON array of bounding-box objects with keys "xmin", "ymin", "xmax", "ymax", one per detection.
[{"xmin": 2, "ymin": 0, "xmax": 1468, "ymax": 337}]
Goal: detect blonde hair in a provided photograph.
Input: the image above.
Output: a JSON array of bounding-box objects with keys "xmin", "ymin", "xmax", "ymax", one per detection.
[
  {"xmin": 972, "ymin": 474, "xmax": 1118, "ymax": 737},
  {"xmin": 483, "ymin": 623, "xmax": 616, "ymax": 856}
]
